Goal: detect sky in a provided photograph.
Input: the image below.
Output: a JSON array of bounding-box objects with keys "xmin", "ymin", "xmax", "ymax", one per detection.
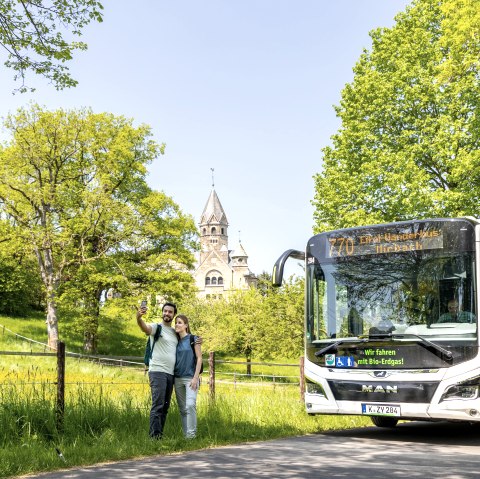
[{"xmin": 0, "ymin": 0, "xmax": 412, "ymax": 277}]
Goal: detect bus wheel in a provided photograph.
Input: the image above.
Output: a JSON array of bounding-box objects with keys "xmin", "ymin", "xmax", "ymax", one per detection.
[{"xmin": 370, "ymin": 416, "xmax": 398, "ymax": 428}]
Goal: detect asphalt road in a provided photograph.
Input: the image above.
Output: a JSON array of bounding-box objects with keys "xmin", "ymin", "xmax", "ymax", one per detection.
[{"xmin": 18, "ymin": 421, "xmax": 480, "ymax": 479}]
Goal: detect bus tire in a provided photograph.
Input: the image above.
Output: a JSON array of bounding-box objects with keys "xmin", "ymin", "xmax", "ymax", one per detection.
[{"xmin": 370, "ymin": 416, "xmax": 398, "ymax": 428}]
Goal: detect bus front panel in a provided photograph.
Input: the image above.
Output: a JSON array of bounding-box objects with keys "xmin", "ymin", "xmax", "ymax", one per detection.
[{"xmin": 304, "ymin": 218, "xmax": 480, "ymax": 422}]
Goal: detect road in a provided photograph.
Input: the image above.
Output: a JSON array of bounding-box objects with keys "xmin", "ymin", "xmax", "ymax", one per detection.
[{"xmin": 18, "ymin": 421, "xmax": 480, "ymax": 479}]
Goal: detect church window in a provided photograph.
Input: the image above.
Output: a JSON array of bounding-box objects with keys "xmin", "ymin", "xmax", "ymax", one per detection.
[
  {"xmin": 211, "ymin": 227, "xmax": 216, "ymax": 234},
  {"xmin": 221, "ymin": 228, "xmax": 225, "ymax": 234},
  {"xmin": 206, "ymin": 270, "xmax": 221, "ymax": 287}
]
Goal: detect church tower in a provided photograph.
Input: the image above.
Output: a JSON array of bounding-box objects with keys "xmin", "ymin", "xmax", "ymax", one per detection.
[
  {"xmin": 194, "ymin": 184, "xmax": 257, "ymax": 299},
  {"xmin": 198, "ymin": 189, "xmax": 229, "ymax": 264},
  {"xmin": 230, "ymin": 241, "xmax": 258, "ymax": 290}
]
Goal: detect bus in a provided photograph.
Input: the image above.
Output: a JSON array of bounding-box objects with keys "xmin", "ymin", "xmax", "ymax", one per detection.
[{"xmin": 273, "ymin": 217, "xmax": 480, "ymax": 427}]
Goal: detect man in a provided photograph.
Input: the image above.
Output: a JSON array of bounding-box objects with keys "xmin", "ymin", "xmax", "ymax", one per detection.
[
  {"xmin": 136, "ymin": 302, "xmax": 178, "ymax": 439},
  {"xmin": 438, "ymin": 299, "xmax": 475, "ymax": 323}
]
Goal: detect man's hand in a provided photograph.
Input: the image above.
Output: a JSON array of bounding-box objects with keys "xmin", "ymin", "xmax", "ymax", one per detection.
[
  {"xmin": 136, "ymin": 306, "xmax": 152, "ymax": 335},
  {"xmin": 136, "ymin": 305, "xmax": 147, "ymax": 320}
]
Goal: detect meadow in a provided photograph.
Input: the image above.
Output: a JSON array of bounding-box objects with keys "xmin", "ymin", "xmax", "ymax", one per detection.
[{"xmin": 0, "ymin": 315, "xmax": 369, "ymax": 478}]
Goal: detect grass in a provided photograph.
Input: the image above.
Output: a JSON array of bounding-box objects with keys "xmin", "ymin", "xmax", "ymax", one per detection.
[{"xmin": 0, "ymin": 314, "xmax": 370, "ymax": 478}]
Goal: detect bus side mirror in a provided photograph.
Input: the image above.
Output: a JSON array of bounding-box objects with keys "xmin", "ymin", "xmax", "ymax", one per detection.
[{"xmin": 272, "ymin": 249, "xmax": 305, "ymax": 287}]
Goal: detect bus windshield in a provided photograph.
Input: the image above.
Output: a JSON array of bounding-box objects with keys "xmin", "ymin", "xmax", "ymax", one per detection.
[{"xmin": 306, "ymin": 219, "xmax": 478, "ymax": 342}]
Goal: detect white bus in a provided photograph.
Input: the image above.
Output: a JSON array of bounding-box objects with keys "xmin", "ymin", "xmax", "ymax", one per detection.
[{"xmin": 273, "ymin": 218, "xmax": 480, "ymax": 427}]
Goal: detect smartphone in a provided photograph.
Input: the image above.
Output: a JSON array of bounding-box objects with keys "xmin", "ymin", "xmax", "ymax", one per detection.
[{"xmin": 141, "ymin": 300, "xmax": 147, "ymax": 308}]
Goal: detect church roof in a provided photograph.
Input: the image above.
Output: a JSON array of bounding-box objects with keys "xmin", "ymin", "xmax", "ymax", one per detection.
[
  {"xmin": 194, "ymin": 248, "xmax": 232, "ymax": 273},
  {"xmin": 231, "ymin": 242, "xmax": 248, "ymax": 258},
  {"xmin": 200, "ymin": 189, "xmax": 228, "ymax": 225}
]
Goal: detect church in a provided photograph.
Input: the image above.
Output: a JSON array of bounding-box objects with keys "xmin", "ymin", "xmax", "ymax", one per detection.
[{"xmin": 194, "ymin": 188, "xmax": 257, "ymax": 299}]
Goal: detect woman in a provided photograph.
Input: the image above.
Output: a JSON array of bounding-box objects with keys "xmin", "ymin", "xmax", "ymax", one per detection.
[{"xmin": 174, "ymin": 314, "xmax": 202, "ymax": 438}]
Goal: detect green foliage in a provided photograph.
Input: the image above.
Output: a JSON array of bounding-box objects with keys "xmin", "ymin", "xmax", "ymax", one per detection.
[
  {"xmin": 439, "ymin": 0, "xmax": 480, "ymax": 81},
  {"xmin": 313, "ymin": 0, "xmax": 480, "ymax": 233},
  {"xmin": 0, "ymin": 220, "xmax": 43, "ymax": 315},
  {"xmin": 0, "ymin": 0, "xmax": 104, "ymax": 92},
  {"xmin": 260, "ymin": 276, "xmax": 304, "ymax": 359},
  {"xmin": 182, "ymin": 275, "xmax": 304, "ymax": 362}
]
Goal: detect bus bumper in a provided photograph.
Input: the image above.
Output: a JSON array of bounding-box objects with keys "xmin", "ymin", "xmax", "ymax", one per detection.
[{"xmin": 305, "ymin": 395, "xmax": 480, "ymax": 422}]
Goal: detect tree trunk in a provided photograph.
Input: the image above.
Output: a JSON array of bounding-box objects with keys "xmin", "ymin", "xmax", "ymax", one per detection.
[
  {"xmin": 35, "ymin": 245, "xmax": 60, "ymax": 349},
  {"xmin": 83, "ymin": 307, "xmax": 99, "ymax": 354},
  {"xmin": 46, "ymin": 291, "xmax": 59, "ymax": 350},
  {"xmin": 82, "ymin": 287, "xmax": 102, "ymax": 354},
  {"xmin": 246, "ymin": 349, "xmax": 252, "ymax": 377},
  {"xmin": 83, "ymin": 329, "xmax": 97, "ymax": 354}
]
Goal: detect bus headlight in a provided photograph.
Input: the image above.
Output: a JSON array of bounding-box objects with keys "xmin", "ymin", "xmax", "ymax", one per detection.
[
  {"xmin": 306, "ymin": 379, "xmax": 326, "ymax": 398},
  {"xmin": 441, "ymin": 376, "xmax": 480, "ymax": 402}
]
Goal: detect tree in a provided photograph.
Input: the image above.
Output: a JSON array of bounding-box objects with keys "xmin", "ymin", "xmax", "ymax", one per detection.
[
  {"xmin": 0, "ymin": 0, "xmax": 103, "ymax": 92},
  {"xmin": 260, "ymin": 274, "xmax": 304, "ymax": 360},
  {"xmin": 182, "ymin": 275, "xmax": 304, "ymax": 367},
  {"xmin": 0, "ymin": 105, "xmax": 197, "ymax": 349},
  {"xmin": 58, "ymin": 189, "xmax": 198, "ymax": 353},
  {"xmin": 312, "ymin": 0, "xmax": 480, "ymax": 233},
  {"xmin": 183, "ymin": 291, "xmax": 264, "ymax": 375}
]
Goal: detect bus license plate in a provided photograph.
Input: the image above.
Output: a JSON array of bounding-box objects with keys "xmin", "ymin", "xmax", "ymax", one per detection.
[{"xmin": 361, "ymin": 403, "xmax": 401, "ymax": 416}]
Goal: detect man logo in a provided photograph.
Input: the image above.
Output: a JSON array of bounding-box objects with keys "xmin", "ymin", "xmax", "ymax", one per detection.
[
  {"xmin": 361, "ymin": 384, "xmax": 398, "ymax": 394},
  {"xmin": 374, "ymin": 371, "xmax": 387, "ymax": 377}
]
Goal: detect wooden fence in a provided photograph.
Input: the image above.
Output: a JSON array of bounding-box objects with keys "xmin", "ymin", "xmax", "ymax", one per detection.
[{"xmin": 0, "ymin": 332, "xmax": 306, "ymax": 428}]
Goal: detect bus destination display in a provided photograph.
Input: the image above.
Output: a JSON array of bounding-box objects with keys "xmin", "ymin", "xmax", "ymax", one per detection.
[{"xmin": 328, "ymin": 229, "xmax": 443, "ymax": 258}]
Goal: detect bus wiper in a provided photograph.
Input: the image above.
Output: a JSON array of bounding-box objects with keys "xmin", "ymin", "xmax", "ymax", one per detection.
[
  {"xmin": 392, "ymin": 333, "xmax": 453, "ymax": 361},
  {"xmin": 315, "ymin": 338, "xmax": 368, "ymax": 357}
]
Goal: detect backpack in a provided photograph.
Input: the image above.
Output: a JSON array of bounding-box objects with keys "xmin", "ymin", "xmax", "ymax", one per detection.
[
  {"xmin": 144, "ymin": 324, "xmax": 162, "ymax": 368},
  {"xmin": 189, "ymin": 334, "xmax": 204, "ymax": 374}
]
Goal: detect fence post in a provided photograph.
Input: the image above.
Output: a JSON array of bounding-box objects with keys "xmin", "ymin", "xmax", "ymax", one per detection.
[
  {"xmin": 56, "ymin": 341, "xmax": 66, "ymax": 431},
  {"xmin": 300, "ymin": 356, "xmax": 305, "ymax": 401},
  {"xmin": 208, "ymin": 351, "xmax": 215, "ymax": 401}
]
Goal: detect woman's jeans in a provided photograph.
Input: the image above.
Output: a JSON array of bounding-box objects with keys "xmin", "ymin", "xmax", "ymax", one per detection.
[
  {"xmin": 174, "ymin": 376, "xmax": 198, "ymax": 438},
  {"xmin": 148, "ymin": 371, "xmax": 174, "ymax": 438}
]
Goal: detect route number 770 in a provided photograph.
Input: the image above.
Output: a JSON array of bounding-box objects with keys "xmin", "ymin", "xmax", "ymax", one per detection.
[{"xmin": 329, "ymin": 237, "xmax": 354, "ymax": 257}]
